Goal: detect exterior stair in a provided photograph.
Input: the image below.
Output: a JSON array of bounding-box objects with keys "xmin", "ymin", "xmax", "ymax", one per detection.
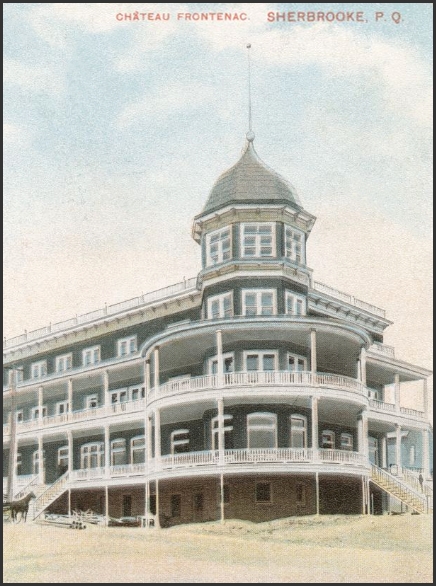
[
  {"xmin": 32, "ymin": 472, "xmax": 69, "ymax": 520},
  {"xmin": 370, "ymin": 464, "xmax": 430, "ymax": 514},
  {"xmin": 14, "ymin": 475, "xmax": 46, "ymax": 501}
]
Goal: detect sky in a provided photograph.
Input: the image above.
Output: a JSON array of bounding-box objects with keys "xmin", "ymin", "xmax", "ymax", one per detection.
[{"xmin": 3, "ymin": 4, "xmax": 433, "ymax": 387}]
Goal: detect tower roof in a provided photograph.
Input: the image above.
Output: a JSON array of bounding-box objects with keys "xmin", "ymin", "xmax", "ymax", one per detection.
[{"xmin": 199, "ymin": 137, "xmax": 302, "ymax": 216}]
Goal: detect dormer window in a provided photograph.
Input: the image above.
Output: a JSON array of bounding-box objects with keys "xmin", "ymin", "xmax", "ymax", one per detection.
[
  {"xmin": 117, "ymin": 336, "xmax": 137, "ymax": 357},
  {"xmin": 56, "ymin": 353, "xmax": 72, "ymax": 373},
  {"xmin": 31, "ymin": 360, "xmax": 47, "ymax": 379},
  {"xmin": 241, "ymin": 223, "xmax": 275, "ymax": 258},
  {"xmin": 284, "ymin": 226, "xmax": 305, "ymax": 263},
  {"xmin": 82, "ymin": 346, "xmax": 100, "ymax": 366},
  {"xmin": 206, "ymin": 227, "xmax": 231, "ymax": 266}
]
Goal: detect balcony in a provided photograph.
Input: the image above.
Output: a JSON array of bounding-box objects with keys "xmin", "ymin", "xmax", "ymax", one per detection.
[
  {"xmin": 149, "ymin": 371, "xmax": 368, "ymax": 402},
  {"xmin": 369, "ymin": 399, "xmax": 425, "ymax": 420},
  {"xmin": 312, "ymin": 281, "xmax": 386, "ymax": 318}
]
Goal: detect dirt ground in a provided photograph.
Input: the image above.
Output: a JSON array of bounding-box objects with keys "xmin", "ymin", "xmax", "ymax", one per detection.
[{"xmin": 3, "ymin": 514, "xmax": 433, "ymax": 583}]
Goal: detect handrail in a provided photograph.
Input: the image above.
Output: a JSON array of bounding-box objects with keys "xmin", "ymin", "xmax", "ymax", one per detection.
[
  {"xmin": 312, "ymin": 281, "xmax": 386, "ymax": 318},
  {"xmin": 370, "ymin": 464, "xmax": 427, "ymax": 511},
  {"xmin": 14, "ymin": 474, "xmax": 40, "ymax": 500}
]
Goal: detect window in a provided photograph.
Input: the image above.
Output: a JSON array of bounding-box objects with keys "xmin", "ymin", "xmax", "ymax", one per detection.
[
  {"xmin": 131, "ymin": 387, "xmax": 145, "ymax": 402},
  {"xmin": 242, "ymin": 289, "xmax": 276, "ymax": 316},
  {"xmin": 55, "ymin": 353, "xmax": 72, "ymax": 373},
  {"xmin": 14, "ymin": 368, "xmax": 24, "ymax": 384},
  {"xmin": 368, "ymin": 437, "xmax": 379, "ymax": 466},
  {"xmin": 16, "ymin": 452, "xmax": 22, "ymax": 475},
  {"xmin": 131, "ymin": 436, "xmax": 145, "ymax": 464},
  {"xmin": 110, "ymin": 389, "xmax": 128, "ymax": 405},
  {"xmin": 285, "ymin": 292, "xmax": 306, "ymax": 316},
  {"xmin": 111, "ymin": 438, "xmax": 127, "ymax": 466},
  {"xmin": 80, "ymin": 442, "xmax": 104, "ymax": 469},
  {"xmin": 290, "ymin": 415, "xmax": 307, "ymax": 448},
  {"xmin": 117, "ymin": 336, "xmax": 137, "ymax": 357},
  {"xmin": 16, "ymin": 410, "xmax": 24, "ymax": 423},
  {"xmin": 241, "ymin": 223, "xmax": 275, "ymax": 258},
  {"xmin": 32, "ymin": 450, "xmax": 46, "ymax": 475},
  {"xmin": 322, "ymin": 430, "xmax": 335, "ymax": 449},
  {"xmin": 31, "ymin": 406, "xmax": 47, "ymax": 420},
  {"xmin": 296, "ymin": 483, "xmax": 306, "ymax": 506},
  {"xmin": 207, "ymin": 292, "xmax": 233, "ymax": 319},
  {"xmin": 211, "ymin": 414, "xmax": 234, "ymax": 450},
  {"xmin": 82, "ymin": 346, "xmax": 100, "ymax": 366},
  {"xmin": 58, "ymin": 446, "xmax": 69, "ymax": 471},
  {"xmin": 208, "ymin": 352, "xmax": 235, "ymax": 376},
  {"xmin": 171, "ymin": 429, "xmax": 189, "ymax": 454},
  {"xmin": 206, "ymin": 227, "xmax": 231, "ymax": 266},
  {"xmin": 287, "ymin": 353, "xmax": 307, "ymax": 372},
  {"xmin": 409, "ymin": 445, "xmax": 416, "ymax": 465},
  {"xmin": 255, "ymin": 482, "xmax": 272, "ymax": 503},
  {"xmin": 247, "ymin": 413, "xmax": 277, "ymax": 448},
  {"xmin": 171, "ymin": 494, "xmax": 182, "ymax": 517},
  {"xmin": 284, "ymin": 226, "xmax": 304, "ymax": 263},
  {"xmin": 31, "ymin": 360, "xmax": 47, "ymax": 379},
  {"xmin": 340, "ymin": 433, "xmax": 353, "ymax": 451},
  {"xmin": 56, "ymin": 401, "xmax": 69, "ymax": 415},
  {"xmin": 244, "ymin": 351, "xmax": 278, "ymax": 372},
  {"xmin": 85, "ymin": 394, "xmax": 98, "ymax": 409}
]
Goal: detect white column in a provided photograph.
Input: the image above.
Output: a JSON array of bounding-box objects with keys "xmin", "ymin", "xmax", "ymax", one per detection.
[
  {"xmin": 154, "ymin": 409, "xmax": 161, "ymax": 464},
  {"xmin": 311, "ymin": 396, "xmax": 319, "ymax": 460},
  {"xmin": 360, "ymin": 346, "xmax": 367, "ymax": 385},
  {"xmin": 155, "ymin": 479, "xmax": 160, "ymax": 529},
  {"xmin": 422, "ymin": 429, "xmax": 430, "ymax": 480},
  {"xmin": 145, "ymin": 360, "xmax": 151, "ymax": 394},
  {"xmin": 361, "ymin": 476, "xmax": 366, "ymax": 515},
  {"xmin": 147, "ymin": 416, "xmax": 153, "ymax": 463},
  {"xmin": 67, "ymin": 378, "xmax": 73, "ymax": 414},
  {"xmin": 103, "ymin": 370, "xmax": 110, "ymax": 407},
  {"xmin": 381, "ymin": 435, "xmax": 387, "ymax": 469},
  {"xmin": 394, "ymin": 374, "xmax": 401, "ymax": 412},
  {"xmin": 361, "ymin": 411, "xmax": 369, "ymax": 459},
  {"xmin": 153, "ymin": 347, "xmax": 160, "ymax": 390},
  {"xmin": 67, "ymin": 431, "xmax": 73, "ymax": 473},
  {"xmin": 216, "ymin": 329, "xmax": 224, "ymax": 387},
  {"xmin": 38, "ymin": 386, "xmax": 44, "ymax": 424},
  {"xmin": 310, "ymin": 329, "xmax": 317, "ymax": 374},
  {"xmin": 38, "ymin": 435, "xmax": 44, "ymax": 484},
  {"xmin": 104, "ymin": 426, "xmax": 110, "ymax": 477},
  {"xmin": 422, "ymin": 379, "xmax": 428, "ymax": 418},
  {"xmin": 357, "ymin": 417, "xmax": 363, "ymax": 454},
  {"xmin": 315, "ymin": 472, "xmax": 320, "ymax": 515},
  {"xmin": 395, "ymin": 424, "xmax": 402, "ymax": 469},
  {"xmin": 217, "ymin": 398, "xmax": 224, "ymax": 465},
  {"xmin": 68, "ymin": 488, "xmax": 72, "ymax": 517},
  {"xmin": 220, "ymin": 473, "xmax": 225, "ymax": 524},
  {"xmin": 105, "ymin": 485, "xmax": 109, "ymax": 527}
]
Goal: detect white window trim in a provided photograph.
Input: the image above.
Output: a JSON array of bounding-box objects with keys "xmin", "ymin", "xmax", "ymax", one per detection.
[
  {"xmin": 55, "ymin": 353, "xmax": 73, "ymax": 373},
  {"xmin": 290, "ymin": 414, "xmax": 308, "ymax": 448},
  {"xmin": 31, "ymin": 405, "xmax": 47, "ymax": 420},
  {"xmin": 111, "ymin": 438, "xmax": 127, "ymax": 466},
  {"xmin": 242, "ymin": 289, "xmax": 277, "ymax": 316},
  {"xmin": 85, "ymin": 394, "xmax": 99, "ymax": 409},
  {"xmin": 207, "ymin": 291, "xmax": 234, "ymax": 320},
  {"xmin": 409, "ymin": 445, "xmax": 416, "ymax": 465},
  {"xmin": 247, "ymin": 412, "xmax": 278, "ymax": 449},
  {"xmin": 285, "ymin": 291, "xmax": 306, "ymax": 316},
  {"xmin": 243, "ymin": 350, "xmax": 278, "ymax": 372},
  {"xmin": 16, "ymin": 452, "xmax": 22, "ymax": 474},
  {"xmin": 117, "ymin": 336, "xmax": 137, "ymax": 357},
  {"xmin": 16, "ymin": 410, "xmax": 24, "ymax": 423},
  {"xmin": 131, "ymin": 435, "xmax": 145, "ymax": 463},
  {"xmin": 211, "ymin": 414, "xmax": 234, "ymax": 450},
  {"xmin": 322, "ymin": 429, "xmax": 336, "ymax": 449},
  {"xmin": 255, "ymin": 481, "xmax": 273, "ymax": 504},
  {"xmin": 58, "ymin": 446, "xmax": 69, "ymax": 466},
  {"xmin": 284, "ymin": 225, "xmax": 305, "ymax": 264},
  {"xmin": 340, "ymin": 432, "xmax": 354, "ymax": 451},
  {"xmin": 206, "ymin": 226, "xmax": 232, "ymax": 266},
  {"xmin": 170, "ymin": 429, "xmax": 190, "ymax": 455},
  {"xmin": 240, "ymin": 222, "xmax": 276, "ymax": 258},
  {"xmin": 32, "ymin": 450, "xmax": 46, "ymax": 474},
  {"xmin": 80, "ymin": 442, "xmax": 104, "ymax": 469},
  {"xmin": 287, "ymin": 353, "xmax": 308, "ymax": 372},
  {"xmin": 208, "ymin": 352, "xmax": 235, "ymax": 375},
  {"xmin": 82, "ymin": 345, "xmax": 101, "ymax": 367},
  {"xmin": 31, "ymin": 360, "xmax": 47, "ymax": 379},
  {"xmin": 56, "ymin": 400, "xmax": 69, "ymax": 415}
]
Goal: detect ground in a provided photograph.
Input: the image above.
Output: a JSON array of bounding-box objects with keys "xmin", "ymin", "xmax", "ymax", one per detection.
[{"xmin": 3, "ymin": 514, "xmax": 433, "ymax": 583}]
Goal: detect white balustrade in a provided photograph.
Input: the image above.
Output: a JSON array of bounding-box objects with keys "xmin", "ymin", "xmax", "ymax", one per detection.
[
  {"xmin": 369, "ymin": 399, "xmax": 396, "ymax": 413},
  {"xmin": 318, "ymin": 449, "xmax": 367, "ymax": 466}
]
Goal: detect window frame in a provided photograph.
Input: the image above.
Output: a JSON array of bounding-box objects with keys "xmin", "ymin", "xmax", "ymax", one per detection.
[
  {"xmin": 340, "ymin": 432, "xmax": 354, "ymax": 452},
  {"xmin": 321, "ymin": 430, "xmax": 336, "ymax": 450},
  {"xmin": 240, "ymin": 222, "xmax": 276, "ymax": 258},
  {"xmin": 290, "ymin": 414, "xmax": 308, "ymax": 448},
  {"xmin": 55, "ymin": 353, "xmax": 73, "ymax": 373},
  {"xmin": 207, "ymin": 291, "xmax": 234, "ymax": 320},
  {"xmin": 58, "ymin": 446, "xmax": 69, "ymax": 468},
  {"xmin": 205, "ymin": 227, "xmax": 232, "ymax": 266},
  {"xmin": 170, "ymin": 429, "xmax": 190, "ymax": 455},
  {"xmin": 111, "ymin": 438, "xmax": 127, "ymax": 466},
  {"xmin": 31, "ymin": 360, "xmax": 47, "ymax": 379},
  {"xmin": 80, "ymin": 442, "xmax": 104, "ymax": 469},
  {"xmin": 247, "ymin": 412, "xmax": 278, "ymax": 449},
  {"xmin": 242, "ymin": 289, "xmax": 277, "ymax": 317},
  {"xmin": 31, "ymin": 405, "xmax": 47, "ymax": 420},
  {"xmin": 211, "ymin": 414, "xmax": 234, "ymax": 451},
  {"xmin": 85, "ymin": 394, "xmax": 99, "ymax": 409},
  {"xmin": 255, "ymin": 481, "xmax": 272, "ymax": 504},
  {"xmin": 287, "ymin": 353, "xmax": 308, "ymax": 372},
  {"xmin": 56, "ymin": 400, "xmax": 69, "ymax": 416},
  {"xmin": 131, "ymin": 435, "xmax": 146, "ymax": 464},
  {"xmin": 243, "ymin": 350, "xmax": 278, "ymax": 373},
  {"xmin": 284, "ymin": 225, "xmax": 305, "ymax": 264},
  {"xmin": 32, "ymin": 449, "xmax": 46, "ymax": 474},
  {"xmin": 82, "ymin": 345, "xmax": 101, "ymax": 367},
  {"xmin": 117, "ymin": 336, "xmax": 137, "ymax": 357},
  {"xmin": 285, "ymin": 291, "xmax": 306, "ymax": 316},
  {"xmin": 208, "ymin": 352, "xmax": 235, "ymax": 376}
]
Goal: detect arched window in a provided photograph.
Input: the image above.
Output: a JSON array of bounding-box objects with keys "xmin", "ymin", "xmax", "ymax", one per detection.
[
  {"xmin": 322, "ymin": 430, "xmax": 335, "ymax": 450},
  {"xmin": 32, "ymin": 450, "xmax": 46, "ymax": 475},
  {"xmin": 111, "ymin": 438, "xmax": 127, "ymax": 466},
  {"xmin": 80, "ymin": 442, "xmax": 104, "ymax": 469},
  {"xmin": 247, "ymin": 413, "xmax": 277, "ymax": 449},
  {"xmin": 131, "ymin": 436, "xmax": 145, "ymax": 464},
  {"xmin": 290, "ymin": 415, "xmax": 307, "ymax": 448},
  {"xmin": 211, "ymin": 415, "xmax": 233, "ymax": 450},
  {"xmin": 340, "ymin": 433, "xmax": 353, "ymax": 451},
  {"xmin": 171, "ymin": 429, "xmax": 189, "ymax": 455}
]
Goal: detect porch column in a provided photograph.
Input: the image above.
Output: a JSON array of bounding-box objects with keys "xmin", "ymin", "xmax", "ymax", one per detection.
[
  {"xmin": 217, "ymin": 398, "xmax": 224, "ymax": 465},
  {"xmin": 220, "ymin": 473, "xmax": 225, "ymax": 524},
  {"xmin": 155, "ymin": 479, "xmax": 160, "ymax": 529},
  {"xmin": 310, "ymin": 329, "xmax": 317, "ymax": 374},
  {"xmin": 104, "ymin": 425, "xmax": 110, "ymax": 477},
  {"xmin": 422, "ymin": 429, "xmax": 430, "ymax": 480},
  {"xmin": 103, "ymin": 370, "xmax": 110, "ymax": 407},
  {"xmin": 395, "ymin": 424, "xmax": 402, "ymax": 469},
  {"xmin": 359, "ymin": 346, "xmax": 367, "ymax": 386},
  {"xmin": 38, "ymin": 435, "xmax": 45, "ymax": 484},
  {"xmin": 147, "ymin": 415, "xmax": 153, "ymax": 463},
  {"xmin": 67, "ymin": 430, "xmax": 73, "ymax": 473},
  {"xmin": 67, "ymin": 378, "xmax": 73, "ymax": 414},
  {"xmin": 311, "ymin": 396, "xmax": 319, "ymax": 460},
  {"xmin": 422, "ymin": 379, "xmax": 428, "ymax": 419},
  {"xmin": 38, "ymin": 386, "xmax": 44, "ymax": 425},
  {"xmin": 154, "ymin": 409, "xmax": 161, "ymax": 464},
  {"xmin": 153, "ymin": 347, "xmax": 160, "ymax": 390},
  {"xmin": 105, "ymin": 485, "xmax": 109, "ymax": 527},
  {"xmin": 145, "ymin": 359, "xmax": 151, "ymax": 394},
  {"xmin": 216, "ymin": 329, "xmax": 224, "ymax": 387},
  {"xmin": 394, "ymin": 374, "xmax": 401, "ymax": 412},
  {"xmin": 68, "ymin": 488, "xmax": 72, "ymax": 517},
  {"xmin": 315, "ymin": 472, "xmax": 320, "ymax": 515},
  {"xmin": 381, "ymin": 435, "xmax": 387, "ymax": 469},
  {"xmin": 361, "ymin": 411, "xmax": 369, "ymax": 459}
]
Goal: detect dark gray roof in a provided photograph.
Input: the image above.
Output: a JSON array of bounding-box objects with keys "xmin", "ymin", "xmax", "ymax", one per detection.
[{"xmin": 200, "ymin": 139, "xmax": 302, "ymax": 215}]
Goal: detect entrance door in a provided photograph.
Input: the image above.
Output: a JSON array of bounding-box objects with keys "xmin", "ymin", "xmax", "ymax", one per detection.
[{"xmin": 122, "ymin": 495, "xmax": 132, "ymax": 517}]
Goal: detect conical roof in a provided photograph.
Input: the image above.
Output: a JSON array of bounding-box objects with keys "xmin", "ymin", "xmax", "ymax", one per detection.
[{"xmin": 200, "ymin": 137, "xmax": 302, "ymax": 215}]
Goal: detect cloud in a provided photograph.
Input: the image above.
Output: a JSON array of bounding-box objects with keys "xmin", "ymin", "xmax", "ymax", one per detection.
[
  {"xmin": 3, "ymin": 59, "xmax": 64, "ymax": 96},
  {"xmin": 3, "ymin": 123, "xmax": 31, "ymax": 147}
]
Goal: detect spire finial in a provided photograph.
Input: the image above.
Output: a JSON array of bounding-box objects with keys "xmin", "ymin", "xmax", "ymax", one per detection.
[{"xmin": 246, "ymin": 43, "xmax": 255, "ymax": 142}]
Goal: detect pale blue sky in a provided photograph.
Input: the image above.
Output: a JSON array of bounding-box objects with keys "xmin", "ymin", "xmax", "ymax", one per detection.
[{"xmin": 3, "ymin": 3, "xmax": 433, "ymax": 377}]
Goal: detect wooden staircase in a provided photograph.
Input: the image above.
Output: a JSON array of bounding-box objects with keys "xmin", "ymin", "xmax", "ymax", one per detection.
[
  {"xmin": 32, "ymin": 472, "xmax": 69, "ymax": 520},
  {"xmin": 370, "ymin": 465, "xmax": 430, "ymax": 514}
]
